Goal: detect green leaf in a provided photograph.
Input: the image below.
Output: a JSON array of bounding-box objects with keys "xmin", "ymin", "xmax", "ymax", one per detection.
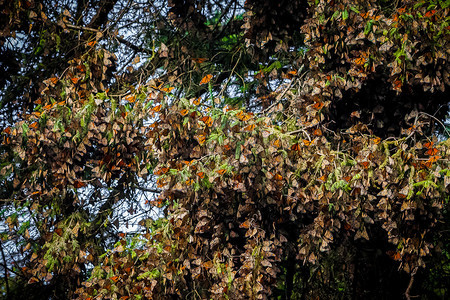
[
  {"xmin": 342, "ymin": 9, "xmax": 349, "ymax": 20},
  {"xmin": 350, "ymin": 6, "xmax": 360, "ymax": 14},
  {"xmin": 235, "ymin": 141, "xmax": 242, "ymax": 159}
]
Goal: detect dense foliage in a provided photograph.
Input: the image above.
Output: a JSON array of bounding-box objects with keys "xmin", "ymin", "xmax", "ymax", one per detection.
[{"xmin": 0, "ymin": 0, "xmax": 449, "ymax": 299}]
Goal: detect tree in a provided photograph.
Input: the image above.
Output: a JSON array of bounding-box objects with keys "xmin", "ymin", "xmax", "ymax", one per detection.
[{"xmin": 0, "ymin": 0, "xmax": 449, "ymax": 299}]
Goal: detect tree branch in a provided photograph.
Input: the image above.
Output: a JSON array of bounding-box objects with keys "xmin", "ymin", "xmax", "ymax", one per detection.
[
  {"xmin": 115, "ymin": 36, "xmax": 153, "ymax": 55},
  {"xmin": 65, "ymin": 24, "xmax": 153, "ymax": 55},
  {"xmin": 0, "ymin": 240, "xmax": 10, "ymax": 298},
  {"xmin": 87, "ymin": 0, "xmax": 118, "ymax": 29},
  {"xmin": 405, "ymin": 267, "xmax": 418, "ymax": 300},
  {"xmin": 132, "ymin": 185, "xmax": 161, "ymax": 194}
]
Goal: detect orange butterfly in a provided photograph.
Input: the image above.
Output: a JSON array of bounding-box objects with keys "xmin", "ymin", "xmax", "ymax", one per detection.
[
  {"xmin": 73, "ymin": 181, "xmax": 87, "ymax": 188},
  {"xmin": 427, "ymin": 155, "xmax": 440, "ymax": 163},
  {"xmin": 216, "ymin": 169, "xmax": 226, "ymax": 175},
  {"xmin": 303, "ymin": 139, "xmax": 313, "ymax": 146},
  {"xmin": 154, "ymin": 167, "xmax": 168, "ymax": 175},
  {"xmin": 372, "ymin": 15, "xmax": 381, "ymax": 21},
  {"xmin": 125, "ymin": 95, "xmax": 135, "ymax": 103},
  {"xmin": 360, "ymin": 161, "xmax": 370, "ymax": 169},
  {"xmin": 239, "ymin": 220, "xmax": 250, "ymax": 228},
  {"xmin": 393, "ymin": 252, "xmax": 402, "ymax": 261},
  {"xmin": 43, "ymin": 103, "xmax": 54, "ymax": 110},
  {"xmin": 197, "ymin": 134, "xmax": 206, "ymax": 145},
  {"xmin": 313, "ymin": 128, "xmax": 322, "ymax": 136},
  {"xmin": 317, "ymin": 174, "xmax": 327, "ymax": 182},
  {"xmin": 199, "ymin": 74, "xmax": 213, "ymax": 85},
  {"xmin": 353, "ymin": 57, "xmax": 366, "ymax": 65},
  {"xmin": 393, "ymin": 79, "xmax": 402, "ymax": 91},
  {"xmin": 201, "ymin": 116, "xmax": 213, "ymax": 127},
  {"xmin": 272, "ymin": 139, "xmax": 281, "ymax": 148},
  {"xmin": 425, "ymin": 10, "xmax": 436, "ymax": 18},
  {"xmin": 423, "ymin": 141, "xmax": 433, "ymax": 149},
  {"xmin": 273, "ymin": 174, "xmax": 283, "ymax": 180},
  {"xmin": 425, "ymin": 148, "xmax": 438, "ymax": 156},
  {"xmin": 76, "ymin": 65, "xmax": 86, "ymax": 72},
  {"xmin": 192, "ymin": 58, "xmax": 207, "ymax": 64},
  {"xmin": 160, "ymin": 87, "xmax": 174, "ymax": 93},
  {"xmin": 237, "ymin": 111, "xmax": 252, "ymax": 121},
  {"xmin": 153, "ymin": 105, "xmax": 161, "ymax": 112},
  {"xmin": 313, "ymin": 101, "xmax": 324, "ymax": 110},
  {"xmin": 244, "ymin": 124, "xmax": 255, "ymax": 131}
]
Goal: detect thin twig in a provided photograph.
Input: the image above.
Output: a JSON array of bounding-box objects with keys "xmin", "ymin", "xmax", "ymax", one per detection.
[
  {"xmin": 261, "ymin": 66, "xmax": 305, "ymax": 115},
  {"xmin": 405, "ymin": 267, "xmax": 418, "ymax": 300},
  {"xmin": 65, "ymin": 23, "xmax": 99, "ymax": 33},
  {"xmin": 260, "ymin": 80, "xmax": 293, "ymax": 115},
  {"xmin": 65, "ymin": 24, "xmax": 153, "ymax": 55},
  {"xmin": 218, "ymin": 50, "xmax": 242, "ymax": 97},
  {"xmin": 131, "ymin": 185, "xmax": 161, "ymax": 194},
  {"xmin": 419, "ymin": 112, "xmax": 450, "ymax": 137},
  {"xmin": 115, "ymin": 35, "xmax": 153, "ymax": 55}
]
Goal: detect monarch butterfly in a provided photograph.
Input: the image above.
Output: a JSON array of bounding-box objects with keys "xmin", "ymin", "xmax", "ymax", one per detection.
[
  {"xmin": 353, "ymin": 57, "xmax": 366, "ymax": 65},
  {"xmin": 360, "ymin": 161, "xmax": 370, "ymax": 169},
  {"xmin": 200, "ymin": 116, "xmax": 213, "ymax": 127},
  {"xmin": 199, "ymin": 74, "xmax": 213, "ymax": 85},
  {"xmin": 216, "ymin": 169, "xmax": 226, "ymax": 175},
  {"xmin": 423, "ymin": 141, "xmax": 433, "ymax": 149},
  {"xmin": 153, "ymin": 105, "xmax": 161, "ymax": 112},
  {"xmin": 303, "ymin": 139, "xmax": 313, "ymax": 146},
  {"xmin": 313, "ymin": 101, "xmax": 324, "ymax": 110},
  {"xmin": 244, "ymin": 124, "xmax": 256, "ymax": 131},
  {"xmin": 192, "ymin": 58, "xmax": 207, "ymax": 63},
  {"xmin": 196, "ymin": 134, "xmax": 206, "ymax": 145},
  {"xmin": 313, "ymin": 128, "xmax": 323, "ymax": 136}
]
